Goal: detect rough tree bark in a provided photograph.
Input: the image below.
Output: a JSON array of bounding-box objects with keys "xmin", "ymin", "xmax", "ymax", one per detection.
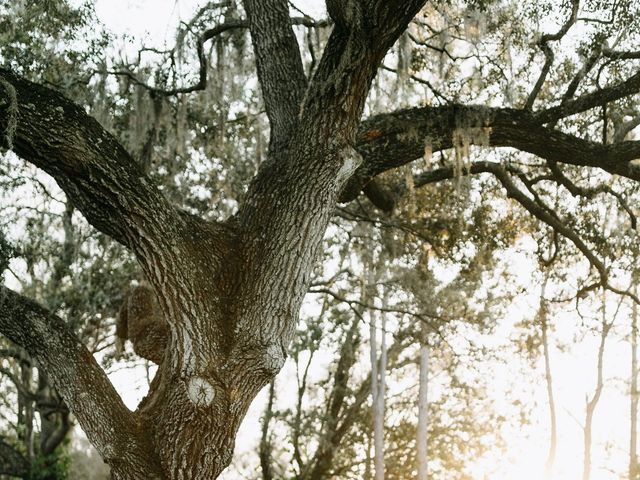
[
  {"xmin": 2, "ymin": 1, "xmax": 640, "ymax": 478},
  {"xmin": 0, "ymin": 1, "xmax": 427, "ymax": 478}
]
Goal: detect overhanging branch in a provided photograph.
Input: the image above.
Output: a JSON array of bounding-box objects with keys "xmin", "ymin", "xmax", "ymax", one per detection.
[
  {"xmin": 342, "ymin": 104, "xmax": 640, "ymax": 202},
  {"xmin": 410, "ymin": 161, "xmax": 640, "ymax": 304},
  {"xmin": 0, "ymin": 68, "xmax": 182, "ymax": 251},
  {"xmin": 0, "ymin": 287, "xmax": 159, "ymax": 472}
]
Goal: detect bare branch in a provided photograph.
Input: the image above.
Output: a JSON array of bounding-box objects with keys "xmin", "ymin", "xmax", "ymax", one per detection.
[
  {"xmin": 410, "ymin": 161, "xmax": 640, "ymax": 303},
  {"xmin": 547, "ymin": 160, "xmax": 636, "ymax": 229},
  {"xmin": 525, "ymin": 0, "xmax": 580, "ymax": 110},
  {"xmin": 105, "ymin": 20, "xmax": 246, "ymax": 97}
]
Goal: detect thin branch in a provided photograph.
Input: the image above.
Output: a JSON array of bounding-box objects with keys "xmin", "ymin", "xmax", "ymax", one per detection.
[
  {"xmin": 380, "ymin": 64, "xmax": 450, "ymax": 103},
  {"xmin": 525, "ymin": 0, "xmax": 580, "ymax": 110},
  {"xmin": 308, "ymin": 287, "xmax": 447, "ymax": 330},
  {"xmin": 411, "ymin": 161, "xmax": 640, "ymax": 304},
  {"xmin": 104, "ymin": 17, "xmax": 329, "ymax": 98},
  {"xmin": 547, "ymin": 160, "xmax": 636, "ymax": 229}
]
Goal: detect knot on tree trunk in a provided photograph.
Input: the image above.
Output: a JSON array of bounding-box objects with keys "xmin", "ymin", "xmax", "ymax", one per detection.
[
  {"xmin": 116, "ymin": 285, "xmax": 168, "ymax": 364},
  {"xmin": 336, "ymin": 144, "xmax": 363, "ymax": 189}
]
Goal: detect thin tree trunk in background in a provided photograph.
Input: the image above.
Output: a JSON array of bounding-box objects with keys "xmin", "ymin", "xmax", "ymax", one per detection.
[
  {"xmin": 293, "ymin": 346, "xmax": 315, "ymax": 475},
  {"xmin": 369, "ymin": 304, "xmax": 381, "ymax": 480},
  {"xmin": 20, "ymin": 361, "xmax": 34, "ymax": 462},
  {"xmin": 370, "ymin": 285, "xmax": 387, "ymax": 480},
  {"xmin": 260, "ymin": 380, "xmax": 276, "ymax": 480},
  {"xmin": 378, "ymin": 290, "xmax": 387, "ymax": 480},
  {"xmin": 416, "ymin": 323, "xmax": 429, "ymax": 480},
  {"xmin": 364, "ymin": 431, "xmax": 372, "ymax": 480},
  {"xmin": 631, "ymin": 282, "xmax": 638, "ymax": 480},
  {"xmin": 582, "ymin": 289, "xmax": 611, "ymax": 480},
  {"xmin": 540, "ymin": 276, "xmax": 557, "ymax": 479}
]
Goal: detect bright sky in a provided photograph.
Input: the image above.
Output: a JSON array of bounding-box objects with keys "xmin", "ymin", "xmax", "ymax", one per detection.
[{"xmin": 84, "ymin": 2, "xmax": 637, "ymax": 479}]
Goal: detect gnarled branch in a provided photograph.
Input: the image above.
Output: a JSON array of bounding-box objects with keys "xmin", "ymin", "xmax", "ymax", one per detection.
[
  {"xmin": 0, "ymin": 286, "xmax": 161, "ymax": 476},
  {"xmin": 0, "ymin": 68, "xmax": 183, "ymax": 252},
  {"xmin": 342, "ymin": 104, "xmax": 640, "ymax": 202}
]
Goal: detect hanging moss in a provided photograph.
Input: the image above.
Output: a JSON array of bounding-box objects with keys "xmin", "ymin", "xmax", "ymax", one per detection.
[
  {"xmin": 0, "ymin": 77, "xmax": 18, "ymax": 150},
  {"xmin": 451, "ymin": 106, "xmax": 492, "ymax": 189}
]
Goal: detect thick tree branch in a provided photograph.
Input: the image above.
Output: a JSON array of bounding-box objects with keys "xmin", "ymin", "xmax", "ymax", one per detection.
[
  {"xmin": 602, "ymin": 48, "xmax": 640, "ymax": 60},
  {"xmin": 243, "ymin": 0, "xmax": 308, "ymax": 152},
  {"xmin": 0, "ymin": 287, "xmax": 161, "ymax": 475},
  {"xmin": 0, "ymin": 68, "xmax": 182, "ymax": 251},
  {"xmin": 535, "ymin": 69, "xmax": 640, "ymax": 124},
  {"xmin": 342, "ymin": 105, "xmax": 640, "ymax": 202}
]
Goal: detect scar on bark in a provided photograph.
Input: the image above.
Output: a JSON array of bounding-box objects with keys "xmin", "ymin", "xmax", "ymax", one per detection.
[{"xmin": 116, "ymin": 285, "xmax": 168, "ymax": 364}]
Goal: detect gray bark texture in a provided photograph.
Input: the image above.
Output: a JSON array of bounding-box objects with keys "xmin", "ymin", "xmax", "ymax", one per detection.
[
  {"xmin": 2, "ymin": 1, "xmax": 640, "ymax": 478},
  {"xmin": 0, "ymin": 1, "xmax": 426, "ymax": 478}
]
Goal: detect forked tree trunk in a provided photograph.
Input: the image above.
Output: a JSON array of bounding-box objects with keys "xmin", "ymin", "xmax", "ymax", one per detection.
[{"xmin": 0, "ymin": 2, "xmax": 429, "ymax": 478}]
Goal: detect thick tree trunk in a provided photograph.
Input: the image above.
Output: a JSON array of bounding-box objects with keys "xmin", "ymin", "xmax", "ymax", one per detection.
[{"xmin": 0, "ymin": 2, "xmax": 427, "ymax": 478}]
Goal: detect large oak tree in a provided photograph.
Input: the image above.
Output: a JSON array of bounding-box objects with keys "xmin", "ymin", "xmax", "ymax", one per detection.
[{"xmin": 1, "ymin": 0, "xmax": 640, "ymax": 478}]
